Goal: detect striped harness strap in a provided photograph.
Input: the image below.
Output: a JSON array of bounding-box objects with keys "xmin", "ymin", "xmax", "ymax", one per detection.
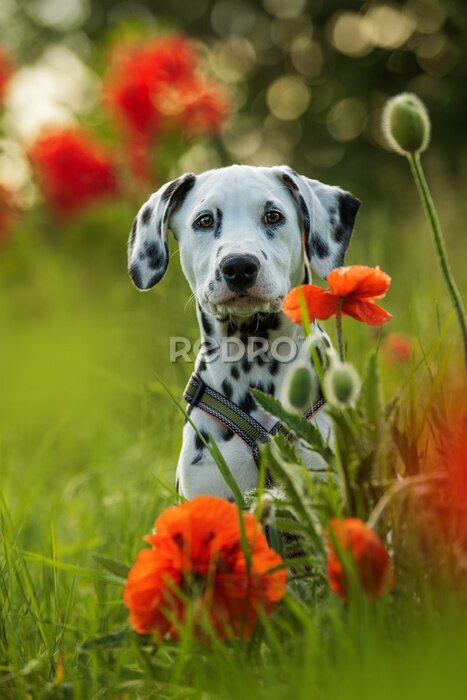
[{"xmin": 183, "ymin": 372, "xmax": 325, "ymax": 468}]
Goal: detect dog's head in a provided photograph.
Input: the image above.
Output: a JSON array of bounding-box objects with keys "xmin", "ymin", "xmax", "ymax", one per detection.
[{"xmin": 128, "ymin": 165, "xmax": 360, "ymax": 318}]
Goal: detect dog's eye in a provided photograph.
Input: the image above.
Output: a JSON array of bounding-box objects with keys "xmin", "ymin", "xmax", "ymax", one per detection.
[
  {"xmin": 264, "ymin": 210, "xmax": 284, "ymax": 225},
  {"xmin": 194, "ymin": 213, "xmax": 214, "ymax": 229}
]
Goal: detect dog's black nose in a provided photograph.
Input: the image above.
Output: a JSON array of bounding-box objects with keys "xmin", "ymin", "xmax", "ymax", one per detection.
[{"xmin": 220, "ymin": 255, "xmax": 260, "ymax": 293}]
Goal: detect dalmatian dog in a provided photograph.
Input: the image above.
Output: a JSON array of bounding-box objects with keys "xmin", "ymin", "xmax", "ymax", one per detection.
[{"xmin": 128, "ymin": 165, "xmax": 360, "ymax": 499}]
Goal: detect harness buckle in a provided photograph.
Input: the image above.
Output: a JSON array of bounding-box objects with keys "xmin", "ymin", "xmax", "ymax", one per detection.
[{"xmin": 186, "ymin": 373, "xmax": 206, "ymax": 415}]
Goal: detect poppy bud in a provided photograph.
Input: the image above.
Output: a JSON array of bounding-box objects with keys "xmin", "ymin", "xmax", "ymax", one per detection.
[
  {"xmin": 382, "ymin": 92, "xmax": 431, "ymax": 156},
  {"xmin": 259, "ymin": 494, "xmax": 274, "ymax": 526},
  {"xmin": 282, "ymin": 360, "xmax": 316, "ymax": 413},
  {"xmin": 324, "ymin": 361, "xmax": 360, "ymax": 408}
]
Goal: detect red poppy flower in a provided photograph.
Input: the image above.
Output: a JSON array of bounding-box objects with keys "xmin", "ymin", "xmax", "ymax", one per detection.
[
  {"xmin": 327, "ymin": 518, "xmax": 394, "ymax": 600},
  {"xmin": 104, "ymin": 36, "xmax": 197, "ymax": 139},
  {"xmin": 0, "ymin": 46, "xmax": 12, "ymax": 101},
  {"xmin": 283, "ymin": 265, "xmax": 392, "ymax": 327},
  {"xmin": 103, "ymin": 36, "xmax": 230, "ymax": 180},
  {"xmin": 29, "ymin": 128, "xmax": 119, "ymax": 217},
  {"xmin": 383, "ymin": 332, "xmax": 414, "ymax": 363},
  {"xmin": 123, "ymin": 496, "xmax": 287, "ymax": 641}
]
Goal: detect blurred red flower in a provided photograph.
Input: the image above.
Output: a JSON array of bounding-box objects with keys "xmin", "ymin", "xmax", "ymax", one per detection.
[
  {"xmin": 429, "ymin": 392, "xmax": 467, "ymax": 545},
  {"xmin": 0, "ymin": 184, "xmax": 19, "ymax": 247},
  {"xmin": 123, "ymin": 496, "xmax": 287, "ymax": 641},
  {"xmin": 178, "ymin": 79, "xmax": 230, "ymax": 137},
  {"xmin": 0, "ymin": 46, "xmax": 12, "ymax": 101},
  {"xmin": 327, "ymin": 518, "xmax": 394, "ymax": 600},
  {"xmin": 105, "ymin": 36, "xmax": 196, "ymax": 138},
  {"xmin": 104, "ymin": 36, "xmax": 229, "ymax": 179},
  {"xmin": 283, "ymin": 265, "xmax": 392, "ymax": 327},
  {"xmin": 383, "ymin": 332, "xmax": 414, "ymax": 363},
  {"xmin": 30, "ymin": 128, "xmax": 119, "ymax": 217}
]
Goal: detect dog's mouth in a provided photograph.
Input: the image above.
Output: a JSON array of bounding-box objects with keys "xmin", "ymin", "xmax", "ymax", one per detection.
[{"xmin": 203, "ymin": 292, "xmax": 284, "ymax": 318}]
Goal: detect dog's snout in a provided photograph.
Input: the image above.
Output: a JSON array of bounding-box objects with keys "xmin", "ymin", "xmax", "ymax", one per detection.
[{"xmin": 220, "ymin": 255, "xmax": 260, "ymax": 293}]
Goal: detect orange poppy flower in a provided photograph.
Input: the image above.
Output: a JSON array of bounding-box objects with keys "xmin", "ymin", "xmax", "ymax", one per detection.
[
  {"xmin": 123, "ymin": 496, "xmax": 287, "ymax": 640},
  {"xmin": 283, "ymin": 265, "xmax": 392, "ymax": 327},
  {"xmin": 326, "ymin": 518, "xmax": 394, "ymax": 600}
]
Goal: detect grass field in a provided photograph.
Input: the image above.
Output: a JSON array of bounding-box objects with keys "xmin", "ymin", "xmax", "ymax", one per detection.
[{"xmin": 1, "ymin": 157, "xmax": 467, "ymax": 698}]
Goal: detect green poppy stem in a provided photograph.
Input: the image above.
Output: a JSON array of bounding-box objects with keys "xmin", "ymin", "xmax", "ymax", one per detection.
[
  {"xmin": 408, "ymin": 153, "xmax": 467, "ymax": 370},
  {"xmin": 335, "ymin": 301, "xmax": 345, "ymax": 362}
]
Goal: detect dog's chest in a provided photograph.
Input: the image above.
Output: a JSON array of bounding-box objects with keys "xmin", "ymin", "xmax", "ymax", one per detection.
[{"xmin": 176, "ymin": 356, "xmax": 293, "ymax": 499}]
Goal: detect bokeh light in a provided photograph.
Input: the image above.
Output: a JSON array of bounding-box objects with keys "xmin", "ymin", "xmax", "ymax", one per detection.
[
  {"xmin": 327, "ymin": 98, "xmax": 368, "ymax": 143},
  {"xmin": 266, "ymin": 75, "xmax": 311, "ymax": 121}
]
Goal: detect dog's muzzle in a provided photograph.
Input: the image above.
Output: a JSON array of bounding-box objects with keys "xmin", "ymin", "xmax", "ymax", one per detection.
[{"xmin": 220, "ymin": 254, "xmax": 260, "ymax": 294}]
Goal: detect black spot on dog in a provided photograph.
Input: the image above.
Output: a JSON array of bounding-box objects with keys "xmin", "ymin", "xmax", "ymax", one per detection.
[
  {"xmin": 257, "ymin": 314, "xmax": 280, "ymax": 335},
  {"xmin": 230, "ymin": 365, "xmax": 240, "ymax": 380},
  {"xmin": 197, "ymin": 358, "xmax": 207, "ymax": 373},
  {"xmin": 194, "ymin": 430, "xmax": 209, "ymax": 451},
  {"xmin": 162, "ymin": 179, "xmax": 180, "ymax": 201},
  {"xmin": 129, "ymin": 263, "xmax": 142, "ymax": 288},
  {"xmin": 267, "ymin": 382, "xmax": 275, "ymax": 395},
  {"xmin": 239, "ymin": 392, "xmax": 256, "ymax": 414},
  {"xmin": 172, "ymin": 174, "xmax": 196, "ymax": 213},
  {"xmin": 281, "ymin": 172, "xmax": 299, "ymax": 192},
  {"xmin": 162, "ymin": 174, "xmax": 197, "ymax": 224},
  {"xmin": 147, "ymin": 271, "xmax": 163, "ymax": 288},
  {"xmin": 214, "ymin": 209, "xmax": 223, "ymax": 239},
  {"xmin": 221, "ymin": 379, "xmax": 233, "ymax": 399},
  {"xmin": 200, "ymin": 340, "xmax": 217, "ymax": 359},
  {"xmin": 145, "ymin": 241, "xmax": 160, "ymax": 269},
  {"xmin": 221, "ymin": 428, "xmax": 234, "ymax": 441},
  {"xmin": 200, "ymin": 310, "xmax": 213, "ymax": 337},
  {"xmin": 261, "ymin": 249, "xmax": 268, "ymax": 260},
  {"xmin": 269, "ymin": 358, "xmax": 280, "ymax": 375},
  {"xmin": 191, "ymin": 452, "xmax": 203, "ymax": 465},
  {"xmin": 332, "ymin": 193, "xmax": 361, "ymax": 246},
  {"xmin": 215, "ymin": 268, "xmax": 222, "ymax": 283},
  {"xmin": 312, "ymin": 235, "xmax": 330, "ymax": 259},
  {"xmin": 141, "ymin": 205, "xmax": 152, "ymax": 225},
  {"xmin": 217, "ymin": 245, "xmax": 224, "ymax": 257},
  {"xmin": 298, "ymin": 194, "xmax": 310, "ymax": 237},
  {"xmin": 242, "ymin": 356, "xmax": 251, "ymax": 374},
  {"xmin": 208, "ymin": 281, "xmax": 214, "ymax": 292},
  {"xmin": 129, "ymin": 219, "xmax": 137, "ymax": 250}
]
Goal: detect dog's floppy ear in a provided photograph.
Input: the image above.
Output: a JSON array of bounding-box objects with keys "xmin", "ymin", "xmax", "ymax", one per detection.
[
  {"xmin": 276, "ymin": 167, "xmax": 361, "ymax": 279},
  {"xmin": 128, "ymin": 172, "xmax": 196, "ymax": 290}
]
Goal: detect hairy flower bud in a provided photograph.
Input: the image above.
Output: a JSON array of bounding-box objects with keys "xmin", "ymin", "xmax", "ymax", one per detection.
[
  {"xmin": 282, "ymin": 360, "xmax": 315, "ymax": 414},
  {"xmin": 382, "ymin": 92, "xmax": 431, "ymax": 156},
  {"xmin": 324, "ymin": 361, "xmax": 360, "ymax": 408}
]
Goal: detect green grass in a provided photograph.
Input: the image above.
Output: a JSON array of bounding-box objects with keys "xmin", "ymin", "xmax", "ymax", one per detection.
[{"xmin": 0, "ymin": 189, "xmax": 466, "ymax": 698}]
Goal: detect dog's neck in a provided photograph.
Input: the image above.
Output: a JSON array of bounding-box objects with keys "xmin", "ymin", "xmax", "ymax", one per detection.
[{"xmin": 193, "ymin": 305, "xmax": 305, "ymax": 407}]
